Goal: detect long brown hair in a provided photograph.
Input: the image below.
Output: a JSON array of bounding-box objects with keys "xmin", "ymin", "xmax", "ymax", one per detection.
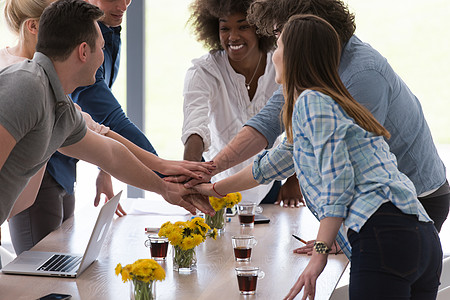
[{"xmin": 281, "ymin": 14, "xmax": 390, "ymax": 143}]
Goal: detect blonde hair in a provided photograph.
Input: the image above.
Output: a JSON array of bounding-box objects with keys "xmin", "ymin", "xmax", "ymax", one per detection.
[{"xmin": 4, "ymin": 0, "xmax": 52, "ymax": 38}]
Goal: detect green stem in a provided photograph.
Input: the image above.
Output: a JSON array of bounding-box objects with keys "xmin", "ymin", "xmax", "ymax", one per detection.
[
  {"xmin": 132, "ymin": 279, "xmax": 154, "ymax": 300},
  {"xmin": 205, "ymin": 207, "xmax": 225, "ymax": 230},
  {"xmin": 173, "ymin": 246, "xmax": 196, "ymax": 269}
]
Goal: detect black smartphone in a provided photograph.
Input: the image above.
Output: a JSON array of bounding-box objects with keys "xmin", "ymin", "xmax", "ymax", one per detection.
[
  {"xmin": 37, "ymin": 293, "xmax": 72, "ymax": 300},
  {"xmin": 254, "ymin": 214, "xmax": 270, "ymax": 224}
]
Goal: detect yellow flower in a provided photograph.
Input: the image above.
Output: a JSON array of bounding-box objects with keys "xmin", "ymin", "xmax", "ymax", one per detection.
[
  {"xmin": 121, "ymin": 267, "xmax": 131, "ymax": 283},
  {"xmin": 167, "ymin": 231, "xmax": 182, "ymax": 246},
  {"xmin": 115, "ymin": 263, "xmax": 122, "ymax": 276},
  {"xmin": 154, "ymin": 266, "xmax": 166, "ymax": 281},
  {"xmin": 209, "ymin": 192, "xmax": 242, "ymax": 210},
  {"xmin": 236, "ymin": 192, "xmax": 242, "ymax": 203},
  {"xmin": 115, "ymin": 259, "xmax": 165, "ymax": 283},
  {"xmin": 209, "ymin": 228, "xmax": 218, "ymax": 240},
  {"xmin": 181, "ymin": 236, "xmax": 196, "ymax": 250},
  {"xmin": 192, "ymin": 234, "xmax": 204, "ymax": 247}
]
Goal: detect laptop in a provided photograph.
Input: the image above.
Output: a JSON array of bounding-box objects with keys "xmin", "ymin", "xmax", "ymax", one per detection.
[{"xmin": 1, "ymin": 191, "xmax": 122, "ymax": 278}]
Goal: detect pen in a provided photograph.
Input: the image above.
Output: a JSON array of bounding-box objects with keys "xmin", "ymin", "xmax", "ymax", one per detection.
[{"xmin": 292, "ymin": 234, "xmax": 307, "ymax": 244}]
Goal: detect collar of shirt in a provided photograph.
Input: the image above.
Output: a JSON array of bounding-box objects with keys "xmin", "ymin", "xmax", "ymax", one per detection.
[{"xmin": 32, "ymin": 52, "xmax": 69, "ymax": 106}]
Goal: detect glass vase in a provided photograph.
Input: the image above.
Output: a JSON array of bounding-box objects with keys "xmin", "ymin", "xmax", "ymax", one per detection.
[
  {"xmin": 172, "ymin": 245, "xmax": 197, "ymax": 273},
  {"xmin": 205, "ymin": 207, "xmax": 226, "ymax": 234},
  {"xmin": 129, "ymin": 279, "xmax": 156, "ymax": 300}
]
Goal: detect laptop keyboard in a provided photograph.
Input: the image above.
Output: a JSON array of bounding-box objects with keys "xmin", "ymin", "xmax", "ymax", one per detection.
[{"xmin": 37, "ymin": 254, "xmax": 82, "ymax": 273}]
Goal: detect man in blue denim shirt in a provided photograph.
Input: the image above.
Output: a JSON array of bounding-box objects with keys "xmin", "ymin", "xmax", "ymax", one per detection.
[
  {"xmin": 189, "ymin": 0, "xmax": 450, "ymax": 234},
  {"xmin": 8, "ymin": 0, "xmax": 160, "ymax": 254}
]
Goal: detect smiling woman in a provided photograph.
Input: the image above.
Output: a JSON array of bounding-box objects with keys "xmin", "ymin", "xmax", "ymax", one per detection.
[{"xmin": 180, "ymin": 0, "xmax": 288, "ymax": 206}]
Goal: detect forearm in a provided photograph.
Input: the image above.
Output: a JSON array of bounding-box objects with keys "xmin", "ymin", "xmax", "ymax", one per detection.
[
  {"xmin": 212, "ymin": 164, "xmax": 260, "ymax": 196},
  {"xmin": 315, "ymin": 217, "xmax": 344, "ymax": 250},
  {"xmin": 105, "ymin": 130, "xmax": 165, "ymax": 172},
  {"xmin": 212, "ymin": 126, "xmax": 268, "ymax": 175},
  {"xmin": 60, "ymin": 131, "xmax": 166, "ymax": 195},
  {"xmin": 96, "ymin": 142, "xmax": 165, "ymax": 194},
  {"xmin": 183, "ymin": 134, "xmax": 204, "ymax": 162}
]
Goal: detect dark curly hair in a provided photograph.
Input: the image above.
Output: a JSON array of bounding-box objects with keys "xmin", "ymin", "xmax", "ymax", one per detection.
[
  {"xmin": 188, "ymin": 0, "xmax": 276, "ymax": 53},
  {"xmin": 247, "ymin": 0, "xmax": 356, "ymax": 44}
]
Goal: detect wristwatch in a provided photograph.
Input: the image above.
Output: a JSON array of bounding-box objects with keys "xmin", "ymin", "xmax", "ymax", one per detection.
[{"xmin": 314, "ymin": 241, "xmax": 331, "ymax": 254}]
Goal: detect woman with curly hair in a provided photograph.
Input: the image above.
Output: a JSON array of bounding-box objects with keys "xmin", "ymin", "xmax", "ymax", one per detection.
[{"xmin": 181, "ymin": 0, "xmax": 303, "ymax": 206}]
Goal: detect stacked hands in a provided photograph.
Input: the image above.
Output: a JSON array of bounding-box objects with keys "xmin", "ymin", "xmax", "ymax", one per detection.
[
  {"xmin": 79, "ymin": 104, "xmax": 219, "ymax": 217},
  {"xmin": 164, "ymin": 162, "xmax": 305, "ymax": 211}
]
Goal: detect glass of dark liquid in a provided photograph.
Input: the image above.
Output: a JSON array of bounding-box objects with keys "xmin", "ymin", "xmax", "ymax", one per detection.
[
  {"xmin": 144, "ymin": 234, "xmax": 169, "ymax": 260},
  {"xmin": 232, "ymin": 235, "xmax": 257, "ymax": 262},
  {"xmin": 237, "ymin": 203, "xmax": 263, "ymax": 227},
  {"xmin": 235, "ymin": 266, "xmax": 265, "ymax": 295}
]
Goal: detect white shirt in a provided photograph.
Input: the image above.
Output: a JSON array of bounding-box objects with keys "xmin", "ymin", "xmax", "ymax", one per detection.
[
  {"xmin": 0, "ymin": 47, "xmax": 24, "ymax": 70},
  {"xmin": 182, "ymin": 50, "xmax": 280, "ymax": 203}
]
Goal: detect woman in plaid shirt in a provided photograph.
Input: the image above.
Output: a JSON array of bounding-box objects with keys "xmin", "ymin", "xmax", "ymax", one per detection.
[{"xmin": 195, "ymin": 14, "xmax": 442, "ymax": 300}]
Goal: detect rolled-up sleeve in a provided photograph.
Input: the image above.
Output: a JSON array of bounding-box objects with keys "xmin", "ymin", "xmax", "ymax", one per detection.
[
  {"xmin": 295, "ymin": 92, "xmax": 354, "ymax": 220},
  {"xmin": 252, "ymin": 137, "xmax": 296, "ymax": 184},
  {"xmin": 181, "ymin": 68, "xmax": 213, "ymax": 151}
]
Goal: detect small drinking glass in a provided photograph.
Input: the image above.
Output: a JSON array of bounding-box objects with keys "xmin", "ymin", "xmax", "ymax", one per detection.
[
  {"xmin": 232, "ymin": 235, "xmax": 257, "ymax": 262},
  {"xmin": 237, "ymin": 203, "xmax": 263, "ymax": 227},
  {"xmin": 144, "ymin": 234, "xmax": 169, "ymax": 260},
  {"xmin": 235, "ymin": 266, "xmax": 265, "ymax": 295}
]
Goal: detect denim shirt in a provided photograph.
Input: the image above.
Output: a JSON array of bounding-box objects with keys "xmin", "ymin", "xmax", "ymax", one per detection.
[
  {"xmin": 252, "ymin": 90, "xmax": 432, "ymax": 258},
  {"xmin": 246, "ymin": 35, "xmax": 446, "ymax": 195},
  {"xmin": 47, "ymin": 22, "xmax": 157, "ymax": 194}
]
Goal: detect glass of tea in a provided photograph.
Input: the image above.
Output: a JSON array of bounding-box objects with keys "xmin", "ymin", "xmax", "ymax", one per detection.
[
  {"xmin": 237, "ymin": 203, "xmax": 263, "ymax": 227},
  {"xmin": 144, "ymin": 234, "xmax": 169, "ymax": 260},
  {"xmin": 235, "ymin": 266, "xmax": 265, "ymax": 295},
  {"xmin": 231, "ymin": 235, "xmax": 257, "ymax": 262}
]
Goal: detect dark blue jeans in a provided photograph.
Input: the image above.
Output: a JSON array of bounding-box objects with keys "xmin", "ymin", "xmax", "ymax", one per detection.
[{"xmin": 347, "ymin": 202, "xmax": 442, "ymax": 300}]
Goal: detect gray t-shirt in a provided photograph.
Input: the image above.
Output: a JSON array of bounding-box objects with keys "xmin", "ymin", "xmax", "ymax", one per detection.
[{"xmin": 0, "ymin": 52, "xmax": 86, "ymax": 225}]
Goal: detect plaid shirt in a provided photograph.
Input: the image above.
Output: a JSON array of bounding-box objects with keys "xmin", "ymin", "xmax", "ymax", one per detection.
[{"xmin": 253, "ymin": 90, "xmax": 431, "ymax": 258}]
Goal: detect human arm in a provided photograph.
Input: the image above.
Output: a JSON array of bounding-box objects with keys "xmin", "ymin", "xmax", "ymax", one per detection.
[
  {"xmin": 183, "ymin": 134, "xmax": 204, "ymax": 162},
  {"xmin": 76, "ymin": 104, "xmax": 126, "ymax": 215},
  {"xmin": 275, "ymin": 175, "xmax": 304, "ymax": 208},
  {"xmin": 105, "ymin": 130, "xmax": 213, "ymax": 178},
  {"xmin": 284, "ymin": 217, "xmax": 343, "ymax": 300},
  {"xmin": 194, "ymin": 138, "xmax": 296, "ymax": 196},
  {"xmin": 94, "ymin": 169, "xmax": 127, "ymax": 217},
  {"xmin": 184, "ymin": 126, "xmax": 268, "ymax": 187},
  {"xmin": 184, "ymin": 86, "xmax": 285, "ymax": 187},
  {"xmin": 71, "ymin": 68, "xmax": 159, "ymax": 158},
  {"xmin": 193, "ymin": 164, "xmax": 260, "ymax": 197},
  {"xmin": 58, "ymin": 129, "xmax": 214, "ymax": 215}
]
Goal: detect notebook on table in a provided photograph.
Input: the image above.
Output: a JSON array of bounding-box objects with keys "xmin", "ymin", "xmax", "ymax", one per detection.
[{"xmin": 1, "ymin": 191, "xmax": 122, "ymax": 278}]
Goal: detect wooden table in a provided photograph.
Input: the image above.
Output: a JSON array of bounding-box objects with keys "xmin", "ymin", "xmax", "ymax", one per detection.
[{"xmin": 0, "ymin": 200, "xmax": 348, "ymax": 300}]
